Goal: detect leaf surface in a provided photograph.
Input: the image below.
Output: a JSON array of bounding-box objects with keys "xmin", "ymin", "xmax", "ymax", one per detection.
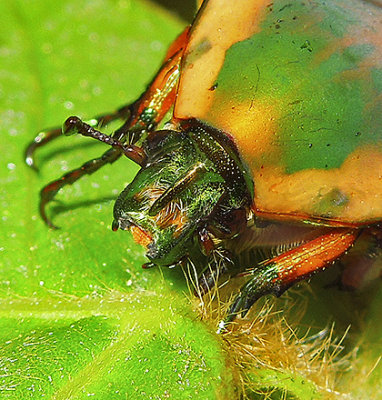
[{"xmin": 0, "ymin": 1, "xmax": 234, "ymax": 398}]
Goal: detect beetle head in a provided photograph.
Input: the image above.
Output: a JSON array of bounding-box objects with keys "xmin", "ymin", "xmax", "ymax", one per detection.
[{"xmin": 113, "ymin": 124, "xmax": 251, "ymax": 267}]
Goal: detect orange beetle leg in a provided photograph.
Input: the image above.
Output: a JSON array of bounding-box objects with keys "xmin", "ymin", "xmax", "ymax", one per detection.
[
  {"xmin": 33, "ymin": 28, "xmax": 190, "ymax": 228},
  {"xmin": 118, "ymin": 27, "xmax": 190, "ymax": 144},
  {"xmin": 218, "ymin": 228, "xmax": 358, "ymax": 332}
]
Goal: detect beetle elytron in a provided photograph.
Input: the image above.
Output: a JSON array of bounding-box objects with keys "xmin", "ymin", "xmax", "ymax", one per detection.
[{"xmin": 26, "ymin": 0, "xmax": 382, "ymax": 331}]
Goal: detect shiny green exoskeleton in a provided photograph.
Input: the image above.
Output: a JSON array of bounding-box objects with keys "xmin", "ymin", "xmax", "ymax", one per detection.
[
  {"xmin": 111, "ymin": 123, "xmax": 250, "ymax": 268},
  {"xmin": 26, "ymin": 0, "xmax": 382, "ymax": 331}
]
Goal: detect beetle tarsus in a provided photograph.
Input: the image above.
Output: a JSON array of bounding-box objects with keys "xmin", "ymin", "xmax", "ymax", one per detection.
[
  {"xmin": 25, "ymin": 139, "xmax": 41, "ymax": 171},
  {"xmin": 217, "ymin": 230, "xmax": 359, "ymax": 332},
  {"xmin": 39, "ymin": 197, "xmax": 60, "ymax": 230},
  {"xmin": 25, "ymin": 105, "xmax": 133, "ymax": 172},
  {"xmin": 25, "ymin": 128, "xmax": 63, "ymax": 171},
  {"xmin": 38, "ymin": 148, "xmax": 122, "ymax": 228},
  {"xmin": 216, "ymin": 265, "xmax": 281, "ymax": 333}
]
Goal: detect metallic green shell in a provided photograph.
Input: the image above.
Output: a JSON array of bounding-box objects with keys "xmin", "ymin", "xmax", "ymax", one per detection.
[{"xmin": 174, "ymin": 0, "xmax": 382, "ymax": 224}]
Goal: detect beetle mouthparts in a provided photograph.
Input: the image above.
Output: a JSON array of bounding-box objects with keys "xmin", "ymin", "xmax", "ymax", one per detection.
[
  {"xmin": 113, "ymin": 217, "xmax": 153, "ymax": 248},
  {"xmin": 130, "ymin": 225, "xmax": 153, "ymax": 248}
]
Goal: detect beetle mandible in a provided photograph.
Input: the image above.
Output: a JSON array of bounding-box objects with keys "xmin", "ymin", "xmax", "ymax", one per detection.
[{"xmin": 26, "ymin": 0, "xmax": 382, "ymax": 331}]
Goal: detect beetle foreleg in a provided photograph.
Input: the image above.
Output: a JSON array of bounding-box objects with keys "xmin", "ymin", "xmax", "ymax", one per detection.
[
  {"xmin": 40, "ymin": 147, "xmax": 122, "ymax": 229},
  {"xmin": 218, "ymin": 228, "xmax": 359, "ymax": 333},
  {"xmin": 25, "ymin": 104, "xmax": 133, "ymax": 170},
  {"xmin": 27, "ymin": 28, "xmax": 189, "ymax": 228},
  {"xmin": 40, "ymin": 116, "xmax": 150, "ymax": 228},
  {"xmin": 110, "ymin": 32, "xmax": 188, "ymax": 146},
  {"xmin": 25, "ymin": 28, "xmax": 188, "ymax": 169},
  {"xmin": 25, "ymin": 127, "xmax": 63, "ymax": 171},
  {"xmin": 63, "ymin": 116, "xmax": 146, "ymax": 165}
]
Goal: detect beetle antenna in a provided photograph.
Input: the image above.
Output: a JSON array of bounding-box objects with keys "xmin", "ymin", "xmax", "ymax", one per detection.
[{"xmin": 63, "ymin": 116, "xmax": 147, "ymax": 166}]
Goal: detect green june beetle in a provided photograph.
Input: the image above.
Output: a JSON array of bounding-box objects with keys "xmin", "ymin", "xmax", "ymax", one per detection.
[{"xmin": 26, "ymin": 0, "xmax": 382, "ymax": 332}]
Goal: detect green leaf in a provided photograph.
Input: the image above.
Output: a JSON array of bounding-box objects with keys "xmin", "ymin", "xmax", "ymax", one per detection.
[{"xmin": 0, "ymin": 0, "xmax": 235, "ymax": 398}]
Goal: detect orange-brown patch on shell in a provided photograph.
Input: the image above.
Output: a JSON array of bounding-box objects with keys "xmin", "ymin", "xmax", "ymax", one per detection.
[
  {"xmin": 253, "ymin": 145, "xmax": 382, "ymax": 224},
  {"xmin": 174, "ymin": 0, "xmax": 271, "ymax": 121},
  {"xmin": 311, "ymin": 36, "xmax": 355, "ymax": 67},
  {"xmin": 307, "ymin": 2, "xmax": 382, "ymax": 76},
  {"xmin": 207, "ymin": 99, "xmax": 280, "ymax": 164},
  {"xmin": 345, "ymin": 0, "xmax": 382, "ymax": 66}
]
